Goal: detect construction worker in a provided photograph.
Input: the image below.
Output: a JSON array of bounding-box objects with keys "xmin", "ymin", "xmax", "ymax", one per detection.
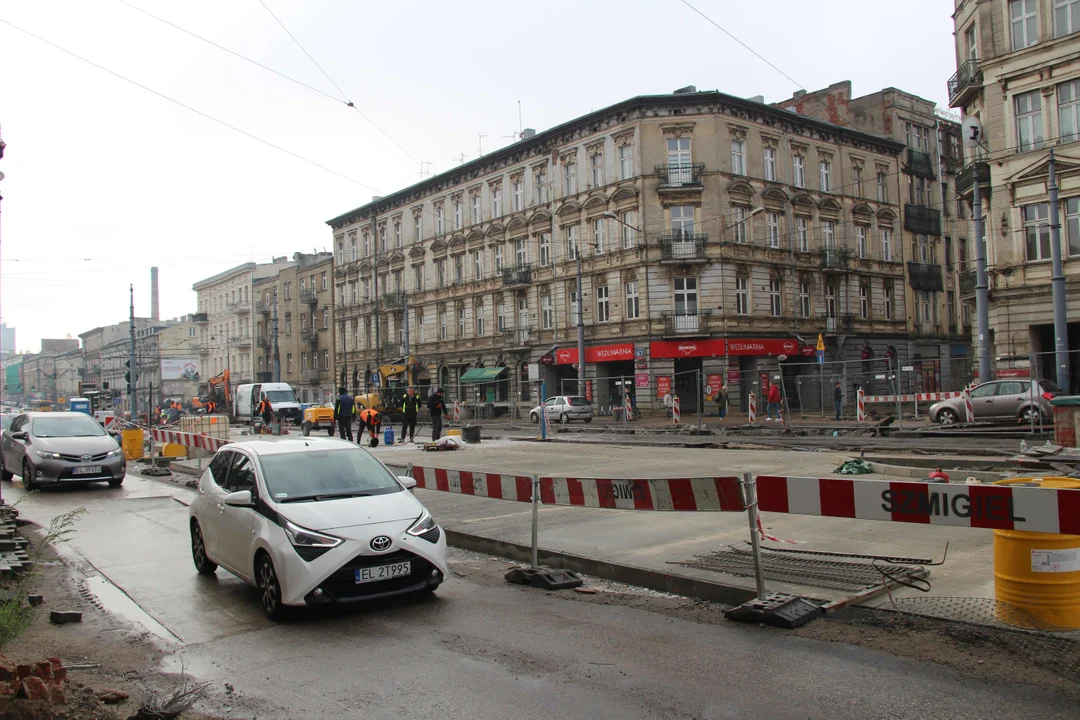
[
  {"xmin": 358, "ymin": 407, "xmax": 382, "ymax": 447},
  {"xmin": 427, "ymin": 387, "xmax": 447, "ymax": 441},
  {"xmin": 333, "ymin": 387, "xmax": 355, "ymax": 442},
  {"xmin": 257, "ymin": 393, "xmax": 274, "ymax": 430},
  {"xmin": 400, "ymin": 386, "xmax": 421, "ymax": 444}
]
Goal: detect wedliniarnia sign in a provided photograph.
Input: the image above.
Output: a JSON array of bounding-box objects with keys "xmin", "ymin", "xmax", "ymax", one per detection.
[{"xmin": 755, "ymin": 475, "xmax": 1080, "ymax": 535}]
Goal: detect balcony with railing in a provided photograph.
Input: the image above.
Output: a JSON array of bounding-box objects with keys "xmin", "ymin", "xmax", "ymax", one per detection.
[
  {"xmin": 256, "ymin": 335, "xmax": 270, "ymax": 348},
  {"xmin": 255, "ymin": 300, "xmax": 272, "ymax": 315},
  {"xmin": 655, "ymin": 163, "xmax": 705, "ymax": 190},
  {"xmin": 501, "ymin": 264, "xmax": 533, "ymax": 286},
  {"xmin": 905, "ymin": 148, "xmax": 935, "ymax": 180},
  {"xmin": 904, "ymin": 204, "xmax": 942, "ymax": 236},
  {"xmin": 382, "ymin": 291, "xmax": 407, "ymax": 309},
  {"xmin": 192, "ymin": 312, "xmax": 208, "ymax": 324},
  {"xmin": 819, "ymin": 247, "xmax": 852, "ymax": 272},
  {"xmin": 233, "ymin": 335, "xmax": 253, "ymax": 348},
  {"xmin": 500, "ymin": 327, "xmax": 534, "ymax": 347},
  {"xmin": 661, "ymin": 310, "xmax": 712, "ymax": 337},
  {"xmin": 226, "ymin": 299, "xmax": 251, "ymax": 314},
  {"xmin": 300, "ymin": 288, "xmax": 319, "ymax": 305},
  {"xmin": 825, "ymin": 314, "xmax": 856, "ymax": 333},
  {"xmin": 948, "ymin": 59, "xmax": 982, "ymax": 108},
  {"xmin": 956, "ymin": 161, "xmax": 990, "ymax": 198},
  {"xmin": 659, "ymin": 233, "xmax": 708, "ymax": 262},
  {"xmin": 299, "ymin": 327, "xmax": 318, "ymax": 343},
  {"xmin": 301, "ymin": 368, "xmax": 321, "ymax": 383},
  {"xmin": 908, "ymin": 262, "xmax": 944, "ymax": 292}
]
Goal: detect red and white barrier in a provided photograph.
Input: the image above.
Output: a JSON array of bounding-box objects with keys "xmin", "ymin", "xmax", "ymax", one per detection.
[
  {"xmin": 672, "ymin": 396, "xmax": 681, "ymax": 425},
  {"xmin": 756, "ymin": 475, "xmax": 1080, "ymax": 535},
  {"xmin": 862, "ymin": 391, "xmax": 964, "ymax": 404},
  {"xmin": 151, "ymin": 428, "xmax": 228, "ymax": 452},
  {"xmin": 539, "ymin": 476, "xmax": 744, "ymax": 512},
  {"xmin": 625, "ymin": 395, "xmax": 633, "ymax": 418},
  {"xmin": 963, "ymin": 389, "xmax": 975, "ymax": 423},
  {"xmin": 748, "ymin": 391, "xmax": 756, "ymax": 424},
  {"xmin": 411, "ymin": 466, "xmax": 534, "ymax": 503},
  {"xmin": 453, "ymin": 401, "xmax": 462, "ymax": 422},
  {"xmin": 857, "ymin": 388, "xmax": 866, "ymax": 422}
]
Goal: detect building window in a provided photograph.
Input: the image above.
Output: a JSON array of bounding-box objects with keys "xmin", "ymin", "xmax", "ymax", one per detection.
[
  {"xmin": 496, "ymin": 301, "xmax": 506, "ymax": 332},
  {"xmin": 566, "ymin": 225, "xmax": 579, "ymax": 260},
  {"xmin": 453, "ymin": 255, "xmax": 464, "ymax": 283},
  {"xmin": 569, "ymin": 289, "xmax": 579, "ymax": 325},
  {"xmin": 453, "ymin": 200, "xmax": 462, "ymax": 229},
  {"xmin": 822, "ymin": 221, "xmax": 835, "ymax": 248},
  {"xmin": 1056, "ymin": 0, "xmax": 1080, "ymax": 37},
  {"xmin": 472, "ymin": 250, "xmax": 483, "ymax": 281},
  {"xmin": 881, "ymin": 229, "xmax": 892, "ymax": 261},
  {"xmin": 439, "ymin": 309, "xmax": 448, "ymax": 340},
  {"xmin": 883, "ymin": 282, "xmax": 894, "ymax": 321},
  {"xmin": 674, "ymin": 276, "xmax": 698, "ymax": 317},
  {"xmin": 284, "ymin": 282, "xmax": 292, "ymax": 300},
  {"xmin": 735, "ymin": 277, "xmax": 749, "ymax": 316},
  {"xmin": 1059, "ymin": 80, "xmax": 1080, "ymax": 143},
  {"xmin": 413, "ymin": 266, "xmax": 423, "ymax": 292},
  {"xmin": 596, "ymin": 285, "xmax": 610, "ymax": 322},
  {"xmin": 379, "ymin": 226, "xmax": 387, "ymax": 253},
  {"xmin": 321, "ymin": 349, "xmax": 329, "ymax": 369},
  {"xmin": 471, "ymin": 194, "xmax": 481, "ymax": 224},
  {"xmin": 514, "ymin": 238, "xmax": 527, "ymax": 265},
  {"xmin": 322, "ymin": 308, "xmax": 329, "ymax": 328},
  {"xmin": 731, "ymin": 138, "xmax": 745, "ymax": 175},
  {"xmin": 494, "ymin": 244, "xmax": 504, "ymax": 272},
  {"xmin": 593, "ymin": 218, "xmax": 606, "ymax": 255},
  {"xmin": 763, "ymin": 146, "xmax": 776, "ymax": 181},
  {"xmin": 392, "ymin": 269, "xmax": 402, "ymax": 292},
  {"xmin": 618, "ymin": 144, "xmax": 633, "ymax": 180},
  {"xmin": 793, "ymin": 154, "xmax": 805, "ymax": 188},
  {"xmin": 667, "ymin": 137, "xmax": 691, "ymax": 169},
  {"xmin": 733, "ymin": 206, "xmax": 748, "ymax": 243},
  {"xmin": 512, "ymin": 180, "xmax": 523, "ymax": 212},
  {"xmin": 1067, "ymin": 197, "xmax": 1080, "ymax": 256},
  {"xmin": 798, "ymin": 282, "xmax": 811, "ymax": 318},
  {"xmin": 671, "ymin": 205, "xmax": 695, "ymax": 237},
  {"xmin": 768, "ymin": 279, "xmax": 782, "ymax": 317},
  {"xmin": 796, "ymin": 217, "xmax": 809, "ymax": 252},
  {"xmin": 856, "ymin": 226, "xmax": 868, "ymax": 259},
  {"xmin": 590, "ymin": 154, "xmax": 603, "ymax": 187},
  {"xmin": 457, "ymin": 308, "xmax": 466, "ymax": 338},
  {"xmin": 564, "ymin": 162, "xmax": 577, "ymax": 196},
  {"xmin": 860, "ymin": 285, "xmax": 870, "ymax": 320},
  {"xmin": 539, "ymin": 233, "xmax": 552, "ymax": 265},
  {"xmin": 1024, "ymin": 203, "xmax": 1052, "ymax": 261},
  {"xmin": 435, "ymin": 260, "xmax": 446, "ymax": 288},
  {"xmin": 965, "ymin": 23, "xmax": 978, "ymax": 59},
  {"xmin": 766, "ymin": 212, "xmax": 781, "ymax": 248},
  {"xmin": 915, "ymin": 234, "xmax": 930, "ymax": 263},
  {"xmin": 621, "ymin": 211, "xmax": 637, "ymax": 249},
  {"xmin": 1011, "ymin": 0, "xmax": 1038, "ymax": 50},
  {"xmin": 625, "ymin": 281, "xmax": 640, "ymax": 319},
  {"xmin": 853, "ymin": 164, "xmax": 863, "ymax": 196},
  {"xmin": 819, "ymin": 159, "xmax": 832, "ymax": 192},
  {"xmin": 918, "ymin": 291, "xmax": 932, "ymax": 325},
  {"xmin": 535, "ymin": 169, "xmax": 548, "ymax": 204},
  {"xmin": 492, "ymin": 186, "xmax": 503, "ymax": 217},
  {"xmin": 905, "ymin": 122, "xmax": 929, "ymax": 151},
  {"xmin": 877, "ymin": 171, "xmax": 888, "ymax": 202},
  {"xmin": 825, "ymin": 284, "xmax": 837, "ymax": 318},
  {"xmin": 475, "ymin": 302, "xmax": 485, "ymax": 336},
  {"xmin": 321, "ymin": 271, "xmax": 328, "ymax": 290},
  {"xmin": 541, "ymin": 293, "xmax": 553, "ymax": 329},
  {"xmin": 414, "ymin": 214, "xmax": 422, "ymax": 242},
  {"xmin": 287, "ymin": 353, "xmax": 293, "ymax": 374},
  {"xmin": 350, "ymin": 236, "xmax": 357, "ymax": 262},
  {"xmin": 945, "ymin": 236, "xmax": 954, "ymax": 270},
  {"xmin": 1015, "ymin": 91, "xmax": 1044, "ymax": 151},
  {"xmin": 394, "ymin": 221, "xmax": 402, "ymax": 248},
  {"xmin": 435, "ymin": 206, "xmax": 445, "ymax": 234}
]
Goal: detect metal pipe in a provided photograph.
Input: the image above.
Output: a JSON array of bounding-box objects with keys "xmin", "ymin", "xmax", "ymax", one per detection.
[
  {"xmin": 972, "ymin": 167, "xmax": 992, "ymax": 384},
  {"xmin": 1047, "ymin": 150, "xmax": 1070, "ymax": 394},
  {"xmin": 530, "ymin": 476, "xmax": 540, "ymax": 569},
  {"xmin": 128, "ymin": 284, "xmax": 137, "ymax": 422},
  {"xmin": 576, "ymin": 252, "xmax": 586, "ymax": 397},
  {"xmin": 742, "ymin": 471, "xmax": 767, "ymax": 601}
]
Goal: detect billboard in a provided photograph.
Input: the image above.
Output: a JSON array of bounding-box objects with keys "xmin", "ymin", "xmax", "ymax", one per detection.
[{"xmin": 161, "ymin": 358, "xmax": 200, "ymax": 381}]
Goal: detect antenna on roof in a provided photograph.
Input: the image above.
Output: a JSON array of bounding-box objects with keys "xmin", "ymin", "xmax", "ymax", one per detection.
[
  {"xmin": 518, "ymin": 100, "xmax": 523, "ymax": 136},
  {"xmin": 455, "ymin": 151, "xmax": 467, "ymax": 165},
  {"xmin": 478, "ymin": 134, "xmax": 488, "ymax": 156}
]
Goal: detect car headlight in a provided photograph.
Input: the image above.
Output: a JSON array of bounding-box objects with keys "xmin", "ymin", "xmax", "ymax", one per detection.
[
  {"xmin": 406, "ymin": 511, "xmax": 438, "ymax": 538},
  {"xmin": 35, "ymin": 450, "xmax": 62, "ymax": 460},
  {"xmin": 106, "ymin": 448, "xmax": 123, "ymax": 458},
  {"xmin": 283, "ymin": 520, "xmax": 343, "ymax": 549}
]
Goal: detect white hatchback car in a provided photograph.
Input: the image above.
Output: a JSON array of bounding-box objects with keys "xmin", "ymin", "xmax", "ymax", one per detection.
[{"xmin": 188, "ymin": 437, "xmax": 447, "ymax": 620}]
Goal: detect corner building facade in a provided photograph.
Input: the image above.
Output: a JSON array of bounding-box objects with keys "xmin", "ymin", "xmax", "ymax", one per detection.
[{"xmin": 328, "ymin": 90, "xmax": 914, "ymax": 415}]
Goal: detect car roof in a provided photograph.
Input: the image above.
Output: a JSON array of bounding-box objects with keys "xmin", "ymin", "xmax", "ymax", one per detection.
[
  {"xmin": 21, "ymin": 412, "xmax": 91, "ymax": 418},
  {"xmin": 225, "ymin": 437, "xmax": 360, "ymax": 456}
]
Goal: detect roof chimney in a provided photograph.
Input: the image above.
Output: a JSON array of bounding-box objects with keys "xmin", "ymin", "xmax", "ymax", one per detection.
[{"xmin": 150, "ymin": 266, "xmax": 160, "ymax": 322}]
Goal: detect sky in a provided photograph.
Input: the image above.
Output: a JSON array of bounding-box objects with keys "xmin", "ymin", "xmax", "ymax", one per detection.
[{"xmin": 0, "ymin": 0, "xmax": 958, "ymax": 353}]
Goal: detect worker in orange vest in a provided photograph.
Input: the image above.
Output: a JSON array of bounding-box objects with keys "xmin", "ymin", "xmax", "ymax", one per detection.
[{"xmin": 357, "ymin": 408, "xmax": 383, "ymax": 447}]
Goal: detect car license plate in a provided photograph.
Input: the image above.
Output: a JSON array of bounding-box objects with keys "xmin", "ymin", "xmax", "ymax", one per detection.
[
  {"xmin": 355, "ymin": 561, "xmax": 411, "ymax": 584},
  {"xmin": 72, "ymin": 466, "xmax": 102, "ymax": 475}
]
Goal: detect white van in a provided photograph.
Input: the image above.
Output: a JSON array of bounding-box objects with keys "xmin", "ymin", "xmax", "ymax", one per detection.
[{"xmin": 234, "ymin": 383, "xmax": 301, "ymax": 425}]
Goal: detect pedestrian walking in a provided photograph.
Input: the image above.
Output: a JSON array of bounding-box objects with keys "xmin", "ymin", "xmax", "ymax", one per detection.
[
  {"xmin": 766, "ymin": 382, "xmax": 782, "ymax": 421},
  {"xmin": 428, "ymin": 387, "xmax": 447, "ymax": 441},
  {"xmin": 833, "ymin": 381, "xmax": 843, "ymax": 421},
  {"xmin": 663, "ymin": 391, "xmax": 673, "ymax": 419},
  {"xmin": 718, "ymin": 383, "xmax": 728, "ymax": 419},
  {"xmin": 333, "ymin": 386, "xmax": 355, "ymax": 442},
  {"xmin": 400, "ymin": 386, "xmax": 421, "ymax": 444}
]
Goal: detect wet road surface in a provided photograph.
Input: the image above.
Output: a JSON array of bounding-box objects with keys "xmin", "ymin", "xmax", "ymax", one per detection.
[{"xmin": 4, "ymin": 470, "xmax": 1075, "ymax": 720}]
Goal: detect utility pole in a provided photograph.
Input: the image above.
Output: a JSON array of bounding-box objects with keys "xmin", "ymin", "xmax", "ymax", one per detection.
[
  {"xmin": 128, "ymin": 284, "xmax": 137, "ymax": 421},
  {"xmin": 1048, "ymin": 150, "xmax": 1070, "ymax": 393},
  {"xmin": 575, "ymin": 250, "xmax": 586, "ymax": 396},
  {"xmin": 272, "ymin": 289, "xmax": 281, "ymax": 383},
  {"xmin": 373, "ymin": 216, "xmax": 381, "ymax": 394},
  {"xmin": 972, "ymin": 167, "xmax": 992, "ymax": 385}
]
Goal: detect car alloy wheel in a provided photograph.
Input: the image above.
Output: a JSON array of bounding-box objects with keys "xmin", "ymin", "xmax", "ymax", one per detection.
[
  {"xmin": 1021, "ymin": 408, "xmax": 1042, "ymax": 425},
  {"xmin": 191, "ymin": 522, "xmax": 217, "ymax": 575},
  {"xmin": 560, "ymin": 413, "xmax": 570, "ymax": 425},
  {"xmin": 256, "ymin": 554, "xmax": 285, "ymax": 621},
  {"xmin": 21, "ymin": 460, "xmax": 36, "ymax": 491},
  {"xmin": 530, "ymin": 411, "xmax": 539, "ymax": 424},
  {"xmin": 937, "ymin": 409, "xmax": 958, "ymax": 425}
]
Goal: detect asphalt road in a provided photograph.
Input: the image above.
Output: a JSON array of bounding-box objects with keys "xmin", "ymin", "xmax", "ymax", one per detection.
[{"xmin": 4, "ymin": 470, "xmax": 1075, "ymax": 720}]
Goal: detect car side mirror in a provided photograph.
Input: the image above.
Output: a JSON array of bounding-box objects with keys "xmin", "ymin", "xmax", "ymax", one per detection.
[
  {"xmin": 11, "ymin": 431, "xmax": 27, "ymax": 441},
  {"xmin": 224, "ymin": 490, "xmax": 254, "ymax": 507},
  {"xmin": 398, "ymin": 476, "xmax": 417, "ymax": 491}
]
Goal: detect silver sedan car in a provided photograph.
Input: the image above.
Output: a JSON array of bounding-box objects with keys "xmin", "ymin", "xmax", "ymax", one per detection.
[
  {"xmin": 530, "ymin": 396, "xmax": 594, "ymax": 424},
  {"xmin": 929, "ymin": 379, "xmax": 1060, "ymax": 425},
  {"xmin": 1, "ymin": 412, "xmax": 126, "ymax": 490}
]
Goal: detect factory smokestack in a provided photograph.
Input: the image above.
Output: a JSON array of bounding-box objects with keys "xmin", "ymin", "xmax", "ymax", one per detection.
[{"xmin": 150, "ymin": 266, "xmax": 160, "ymax": 322}]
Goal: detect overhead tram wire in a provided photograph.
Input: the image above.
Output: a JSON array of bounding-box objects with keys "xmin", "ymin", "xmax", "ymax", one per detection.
[{"xmin": 0, "ymin": 19, "xmax": 383, "ymax": 194}]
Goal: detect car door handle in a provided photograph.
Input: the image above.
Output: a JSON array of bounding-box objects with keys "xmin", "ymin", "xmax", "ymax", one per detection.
[{"xmin": 216, "ymin": 503, "xmax": 225, "ymax": 512}]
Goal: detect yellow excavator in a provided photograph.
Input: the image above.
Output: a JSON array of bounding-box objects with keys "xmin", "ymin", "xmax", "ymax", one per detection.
[{"xmin": 353, "ymin": 356, "xmax": 416, "ymax": 417}]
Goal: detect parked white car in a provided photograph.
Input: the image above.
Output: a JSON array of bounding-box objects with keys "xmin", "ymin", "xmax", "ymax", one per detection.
[
  {"xmin": 188, "ymin": 437, "xmax": 447, "ymax": 620},
  {"xmin": 529, "ymin": 396, "xmax": 594, "ymax": 424}
]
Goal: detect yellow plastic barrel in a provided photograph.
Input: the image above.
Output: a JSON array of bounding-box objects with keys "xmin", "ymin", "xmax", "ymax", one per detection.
[
  {"xmin": 121, "ymin": 428, "xmax": 145, "ymax": 461},
  {"xmin": 161, "ymin": 443, "xmax": 188, "ymax": 459},
  {"xmin": 992, "ymin": 477, "xmax": 1080, "ymax": 629}
]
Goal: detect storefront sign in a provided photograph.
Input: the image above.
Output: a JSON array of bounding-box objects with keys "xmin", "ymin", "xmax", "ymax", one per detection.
[
  {"xmin": 706, "ymin": 373, "xmax": 724, "ymax": 399},
  {"xmin": 649, "ymin": 338, "xmax": 799, "ymax": 359},
  {"xmin": 801, "ymin": 345, "xmax": 815, "ymax": 356},
  {"xmin": 649, "ymin": 339, "xmax": 726, "ymax": 359},
  {"xmin": 727, "ymin": 338, "xmax": 800, "ymax": 356},
  {"xmin": 727, "ymin": 370, "xmax": 740, "ymax": 383},
  {"xmin": 635, "ymin": 361, "xmax": 648, "ymax": 370},
  {"xmin": 555, "ymin": 343, "xmax": 635, "ymax": 364},
  {"xmin": 657, "ymin": 375, "xmax": 672, "ymax": 399},
  {"xmin": 635, "ymin": 373, "xmax": 650, "ymax": 388}
]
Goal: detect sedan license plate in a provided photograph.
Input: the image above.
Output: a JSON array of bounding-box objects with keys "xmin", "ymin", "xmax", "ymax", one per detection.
[
  {"xmin": 72, "ymin": 465, "xmax": 102, "ymax": 475},
  {"xmin": 355, "ymin": 561, "xmax": 411, "ymax": 584}
]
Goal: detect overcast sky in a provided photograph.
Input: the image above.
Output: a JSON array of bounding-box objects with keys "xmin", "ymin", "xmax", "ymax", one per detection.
[{"xmin": 0, "ymin": 0, "xmax": 957, "ymax": 353}]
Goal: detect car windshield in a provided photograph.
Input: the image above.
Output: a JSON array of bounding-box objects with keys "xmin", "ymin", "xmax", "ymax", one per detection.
[
  {"xmin": 1, "ymin": 416, "xmax": 12, "ymax": 431},
  {"xmin": 567, "ymin": 397, "xmax": 590, "ymax": 406},
  {"xmin": 263, "ymin": 390, "xmax": 296, "ymax": 404},
  {"xmin": 32, "ymin": 415, "xmax": 107, "ymax": 438},
  {"xmin": 260, "ymin": 447, "xmax": 402, "ymax": 502}
]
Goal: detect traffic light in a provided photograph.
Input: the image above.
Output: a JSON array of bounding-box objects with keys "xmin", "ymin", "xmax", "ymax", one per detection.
[
  {"xmin": 124, "ymin": 360, "xmax": 138, "ymax": 392},
  {"xmin": 102, "ymin": 381, "xmax": 109, "ymax": 390}
]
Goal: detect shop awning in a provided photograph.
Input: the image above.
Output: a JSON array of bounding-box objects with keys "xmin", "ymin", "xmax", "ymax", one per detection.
[{"xmin": 459, "ymin": 366, "xmax": 508, "ymax": 383}]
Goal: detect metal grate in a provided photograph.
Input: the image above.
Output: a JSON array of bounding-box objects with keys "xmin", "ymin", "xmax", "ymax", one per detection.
[{"xmin": 674, "ymin": 542, "xmax": 925, "ymax": 593}]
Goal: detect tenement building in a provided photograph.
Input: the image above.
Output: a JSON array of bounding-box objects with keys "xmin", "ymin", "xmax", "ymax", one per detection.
[
  {"xmin": 328, "ymin": 87, "xmax": 914, "ymax": 415},
  {"xmin": 950, "ymin": 0, "xmax": 1080, "ymax": 385}
]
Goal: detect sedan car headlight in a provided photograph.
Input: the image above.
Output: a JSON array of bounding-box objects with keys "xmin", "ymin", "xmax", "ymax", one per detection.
[
  {"xmin": 283, "ymin": 520, "xmax": 343, "ymax": 549},
  {"xmin": 35, "ymin": 450, "xmax": 62, "ymax": 460},
  {"xmin": 406, "ymin": 510, "xmax": 438, "ymax": 538},
  {"xmin": 106, "ymin": 448, "xmax": 123, "ymax": 458}
]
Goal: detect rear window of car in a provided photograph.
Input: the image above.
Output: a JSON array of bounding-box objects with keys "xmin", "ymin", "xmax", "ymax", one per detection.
[
  {"xmin": 1040, "ymin": 380, "xmax": 1063, "ymax": 393},
  {"xmin": 567, "ymin": 397, "xmax": 590, "ymax": 406}
]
